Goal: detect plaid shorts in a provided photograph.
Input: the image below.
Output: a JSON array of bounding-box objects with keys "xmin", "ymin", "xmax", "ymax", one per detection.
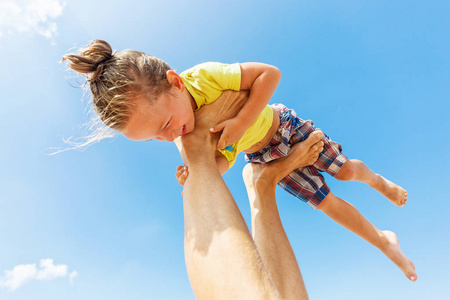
[{"xmin": 245, "ymin": 104, "xmax": 348, "ymax": 209}]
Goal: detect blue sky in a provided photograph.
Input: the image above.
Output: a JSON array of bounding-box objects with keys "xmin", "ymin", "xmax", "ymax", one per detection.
[{"xmin": 0, "ymin": 0, "xmax": 449, "ymax": 299}]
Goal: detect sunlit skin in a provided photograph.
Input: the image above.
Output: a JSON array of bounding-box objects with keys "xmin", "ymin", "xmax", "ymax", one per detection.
[
  {"xmin": 123, "ymin": 62, "xmax": 417, "ymax": 283},
  {"xmin": 122, "ymin": 63, "xmax": 282, "ymax": 147},
  {"xmin": 122, "ymin": 70, "xmax": 197, "ymax": 142}
]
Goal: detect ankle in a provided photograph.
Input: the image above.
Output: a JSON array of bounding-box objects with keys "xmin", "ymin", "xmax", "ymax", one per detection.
[
  {"xmin": 254, "ymin": 176, "xmax": 278, "ymax": 191},
  {"xmin": 376, "ymin": 231, "xmax": 391, "ymax": 251},
  {"xmin": 368, "ymin": 174, "xmax": 382, "ymax": 188}
]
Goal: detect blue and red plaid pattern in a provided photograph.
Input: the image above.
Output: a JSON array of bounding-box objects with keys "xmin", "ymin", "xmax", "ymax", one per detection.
[{"xmin": 245, "ymin": 104, "xmax": 348, "ymax": 208}]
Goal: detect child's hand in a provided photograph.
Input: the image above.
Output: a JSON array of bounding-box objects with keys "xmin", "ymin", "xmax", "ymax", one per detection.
[
  {"xmin": 210, "ymin": 117, "xmax": 247, "ymax": 150},
  {"xmin": 176, "ymin": 165, "xmax": 189, "ymax": 186}
]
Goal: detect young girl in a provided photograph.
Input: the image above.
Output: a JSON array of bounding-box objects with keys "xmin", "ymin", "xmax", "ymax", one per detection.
[{"xmin": 63, "ymin": 39, "xmax": 417, "ymax": 282}]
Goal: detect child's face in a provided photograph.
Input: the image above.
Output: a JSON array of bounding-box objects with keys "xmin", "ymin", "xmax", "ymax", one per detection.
[{"xmin": 122, "ymin": 89, "xmax": 196, "ymax": 142}]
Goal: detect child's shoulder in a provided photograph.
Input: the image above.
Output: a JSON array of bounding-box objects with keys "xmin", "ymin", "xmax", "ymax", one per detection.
[
  {"xmin": 181, "ymin": 62, "xmax": 242, "ymax": 107},
  {"xmin": 182, "ymin": 62, "xmax": 240, "ymax": 76}
]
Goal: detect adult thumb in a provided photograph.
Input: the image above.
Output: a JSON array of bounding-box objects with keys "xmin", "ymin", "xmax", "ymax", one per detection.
[{"xmin": 210, "ymin": 122, "xmax": 225, "ymax": 133}]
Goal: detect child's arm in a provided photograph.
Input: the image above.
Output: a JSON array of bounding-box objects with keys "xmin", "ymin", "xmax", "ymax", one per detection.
[{"xmin": 210, "ymin": 63, "xmax": 281, "ymax": 150}]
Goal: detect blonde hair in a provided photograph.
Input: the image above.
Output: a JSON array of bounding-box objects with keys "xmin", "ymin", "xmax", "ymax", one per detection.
[{"xmin": 60, "ymin": 39, "xmax": 172, "ymax": 150}]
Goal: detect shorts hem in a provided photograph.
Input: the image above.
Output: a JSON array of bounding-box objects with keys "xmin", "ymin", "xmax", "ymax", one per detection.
[
  {"xmin": 307, "ymin": 184, "xmax": 330, "ymax": 209},
  {"xmin": 325, "ymin": 153, "xmax": 349, "ymax": 176}
]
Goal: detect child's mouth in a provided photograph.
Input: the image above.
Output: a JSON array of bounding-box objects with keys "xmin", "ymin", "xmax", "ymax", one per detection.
[{"xmin": 180, "ymin": 125, "xmax": 187, "ymax": 136}]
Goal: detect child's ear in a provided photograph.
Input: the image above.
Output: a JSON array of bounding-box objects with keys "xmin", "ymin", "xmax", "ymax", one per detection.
[{"xmin": 166, "ymin": 70, "xmax": 185, "ymax": 92}]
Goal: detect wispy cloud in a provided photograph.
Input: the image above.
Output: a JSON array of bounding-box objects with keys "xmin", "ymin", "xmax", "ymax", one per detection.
[
  {"xmin": 0, "ymin": 259, "xmax": 77, "ymax": 291},
  {"xmin": 0, "ymin": 0, "xmax": 65, "ymax": 43},
  {"xmin": 69, "ymin": 270, "xmax": 78, "ymax": 285}
]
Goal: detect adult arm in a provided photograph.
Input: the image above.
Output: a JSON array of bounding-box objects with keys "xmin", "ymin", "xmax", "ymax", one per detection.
[{"xmin": 179, "ymin": 90, "xmax": 280, "ymax": 299}]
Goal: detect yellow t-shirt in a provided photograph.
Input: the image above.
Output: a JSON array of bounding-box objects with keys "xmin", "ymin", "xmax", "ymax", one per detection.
[{"xmin": 181, "ymin": 62, "xmax": 273, "ymax": 167}]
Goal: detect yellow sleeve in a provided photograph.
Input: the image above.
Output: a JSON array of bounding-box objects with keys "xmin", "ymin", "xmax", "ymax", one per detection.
[{"xmin": 181, "ymin": 62, "xmax": 241, "ymax": 110}]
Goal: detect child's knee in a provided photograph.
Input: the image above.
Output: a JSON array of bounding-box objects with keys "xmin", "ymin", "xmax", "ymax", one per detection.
[{"xmin": 334, "ymin": 160, "xmax": 356, "ymax": 181}]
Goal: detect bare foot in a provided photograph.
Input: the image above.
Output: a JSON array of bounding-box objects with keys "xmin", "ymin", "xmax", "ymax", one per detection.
[
  {"xmin": 247, "ymin": 130, "xmax": 325, "ymax": 185},
  {"xmin": 381, "ymin": 230, "xmax": 417, "ymax": 282},
  {"xmin": 371, "ymin": 175, "xmax": 408, "ymax": 206}
]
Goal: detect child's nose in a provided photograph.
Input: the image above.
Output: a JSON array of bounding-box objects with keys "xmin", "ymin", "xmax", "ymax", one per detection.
[
  {"xmin": 164, "ymin": 132, "xmax": 176, "ymax": 142},
  {"xmin": 159, "ymin": 125, "xmax": 178, "ymax": 142}
]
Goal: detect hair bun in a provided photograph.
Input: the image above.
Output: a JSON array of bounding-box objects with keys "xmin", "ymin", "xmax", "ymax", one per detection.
[{"xmin": 63, "ymin": 39, "xmax": 116, "ymax": 82}]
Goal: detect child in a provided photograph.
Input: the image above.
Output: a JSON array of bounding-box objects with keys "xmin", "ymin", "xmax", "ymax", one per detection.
[{"xmin": 63, "ymin": 40, "xmax": 417, "ymax": 282}]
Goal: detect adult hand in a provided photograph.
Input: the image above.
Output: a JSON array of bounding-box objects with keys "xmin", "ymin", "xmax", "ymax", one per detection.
[
  {"xmin": 210, "ymin": 117, "xmax": 247, "ymax": 150},
  {"xmin": 179, "ymin": 90, "xmax": 249, "ymax": 164}
]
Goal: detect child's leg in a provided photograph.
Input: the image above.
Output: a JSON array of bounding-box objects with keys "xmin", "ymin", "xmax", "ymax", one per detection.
[
  {"xmin": 316, "ymin": 193, "xmax": 417, "ymax": 281},
  {"xmin": 242, "ymin": 135, "xmax": 323, "ymax": 300},
  {"xmin": 334, "ymin": 159, "xmax": 408, "ymax": 206}
]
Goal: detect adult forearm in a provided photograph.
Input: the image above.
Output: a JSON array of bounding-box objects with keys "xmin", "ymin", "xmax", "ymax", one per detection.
[{"xmin": 180, "ymin": 90, "xmax": 280, "ymax": 299}]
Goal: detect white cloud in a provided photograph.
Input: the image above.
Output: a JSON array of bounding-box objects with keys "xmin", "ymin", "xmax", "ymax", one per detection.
[
  {"xmin": 0, "ymin": 0, "xmax": 64, "ymax": 42},
  {"xmin": 36, "ymin": 259, "xmax": 68, "ymax": 280},
  {"xmin": 0, "ymin": 263, "xmax": 37, "ymax": 291},
  {"xmin": 0, "ymin": 259, "xmax": 76, "ymax": 291},
  {"xmin": 69, "ymin": 270, "xmax": 78, "ymax": 285}
]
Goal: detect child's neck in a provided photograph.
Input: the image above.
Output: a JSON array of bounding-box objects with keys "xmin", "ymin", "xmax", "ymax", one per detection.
[{"xmin": 185, "ymin": 89, "xmax": 197, "ymax": 110}]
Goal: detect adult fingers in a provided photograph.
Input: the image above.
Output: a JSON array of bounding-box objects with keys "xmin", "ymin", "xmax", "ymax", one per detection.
[
  {"xmin": 210, "ymin": 121, "xmax": 226, "ymax": 133},
  {"xmin": 311, "ymin": 130, "xmax": 324, "ymax": 141},
  {"xmin": 314, "ymin": 130, "xmax": 324, "ymax": 140},
  {"xmin": 216, "ymin": 136, "xmax": 228, "ymax": 150},
  {"xmin": 303, "ymin": 130, "xmax": 324, "ymax": 148},
  {"xmin": 313, "ymin": 141, "xmax": 324, "ymax": 153}
]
